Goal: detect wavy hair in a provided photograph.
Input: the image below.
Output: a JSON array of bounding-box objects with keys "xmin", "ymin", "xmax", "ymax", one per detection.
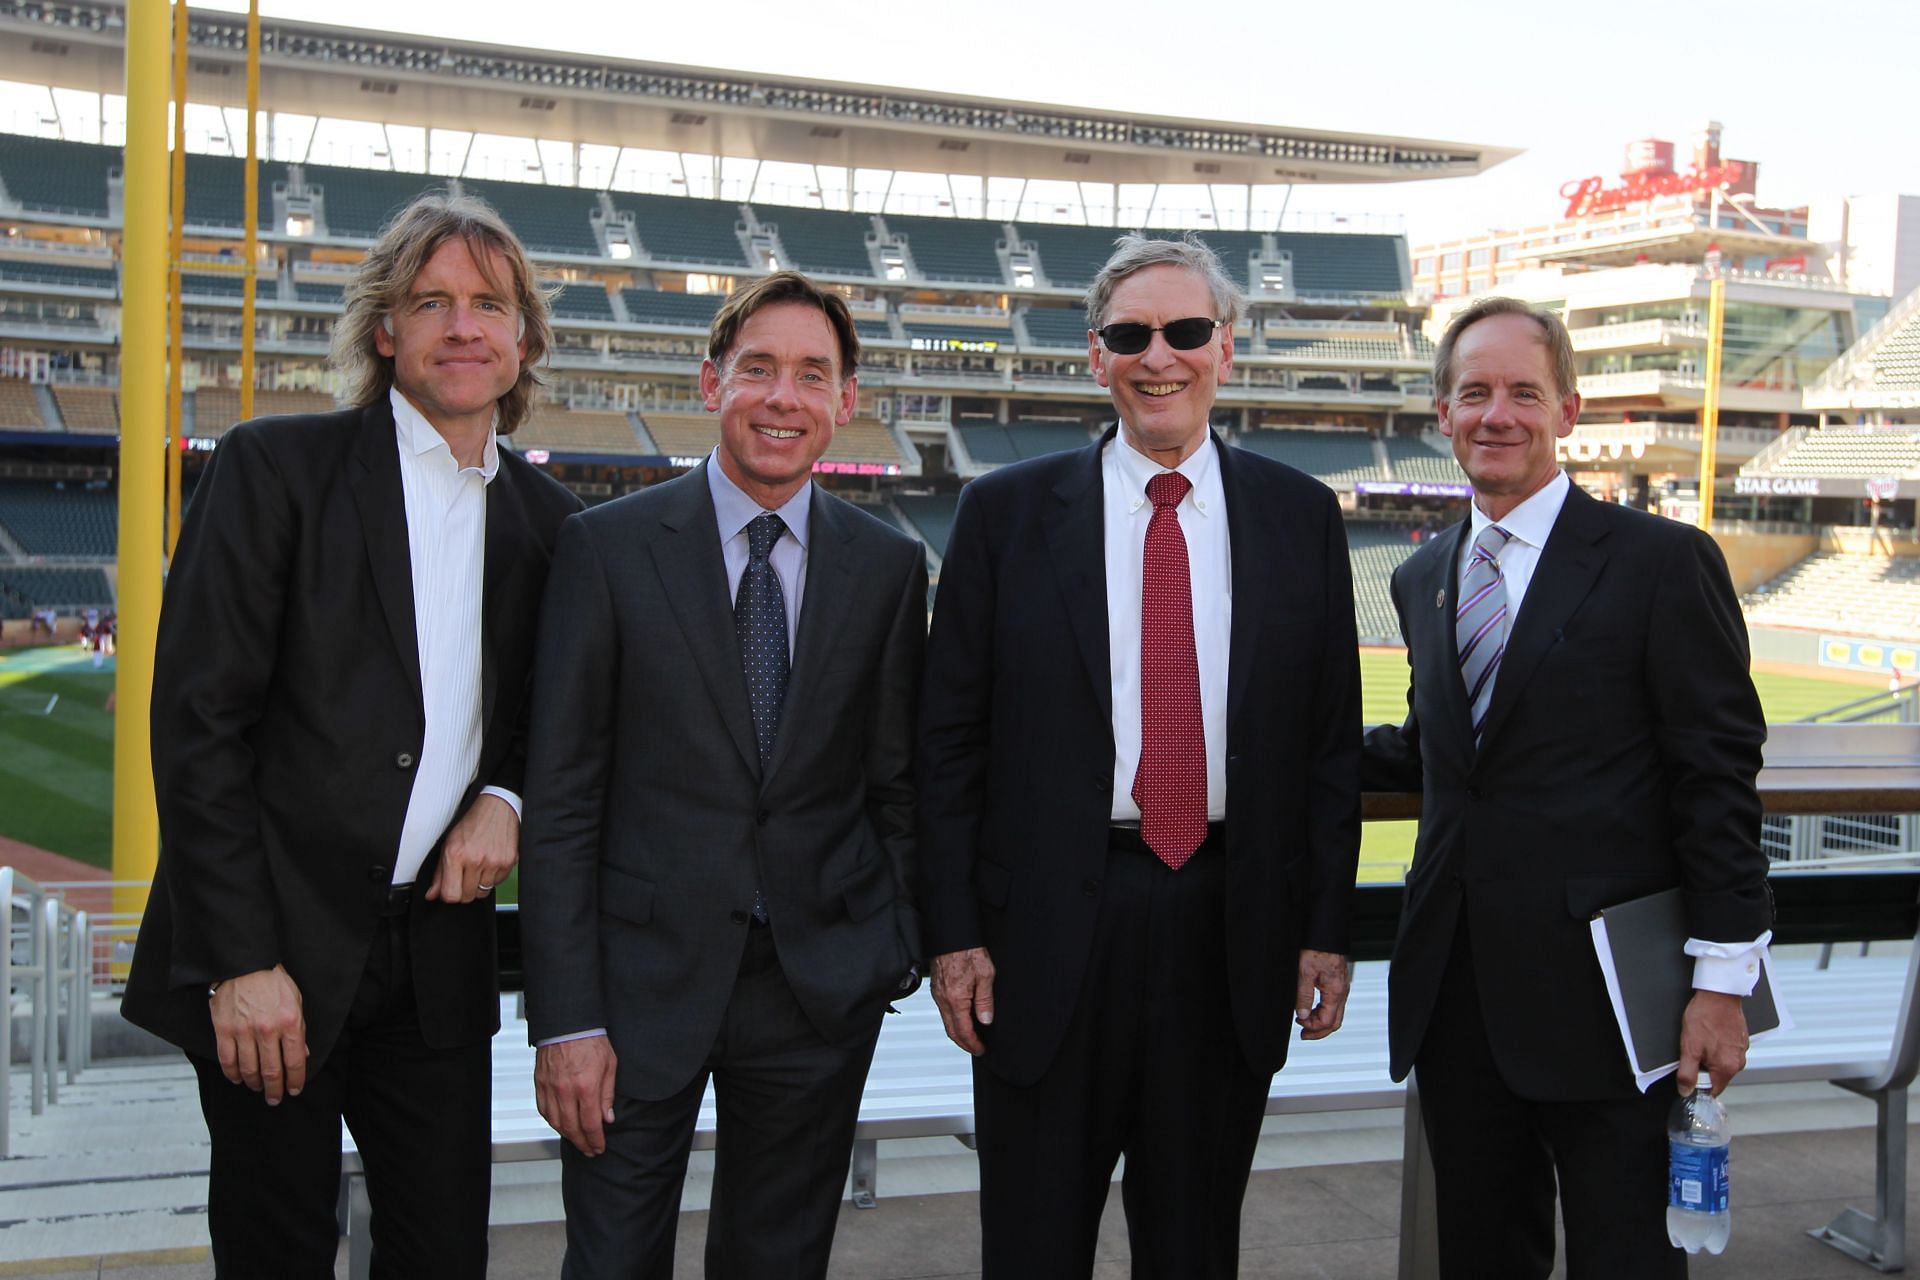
[{"xmin": 331, "ymin": 191, "xmax": 552, "ymax": 434}]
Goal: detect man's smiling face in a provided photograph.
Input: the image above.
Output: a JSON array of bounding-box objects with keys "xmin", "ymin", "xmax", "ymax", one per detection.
[
  {"xmin": 1090, "ymin": 263, "xmax": 1231, "ymax": 468},
  {"xmin": 702, "ymin": 300, "xmax": 855, "ymax": 508},
  {"xmin": 1437, "ymin": 311, "xmax": 1580, "ymax": 520}
]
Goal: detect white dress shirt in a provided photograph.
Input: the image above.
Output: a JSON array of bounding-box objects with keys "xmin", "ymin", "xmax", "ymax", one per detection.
[
  {"xmin": 389, "ymin": 388, "xmax": 519, "ymax": 886},
  {"xmin": 707, "ymin": 447, "xmax": 812, "ymax": 644},
  {"xmin": 1104, "ymin": 431, "xmax": 1231, "ymax": 823},
  {"xmin": 1465, "ymin": 469, "xmax": 1768, "ymax": 996}
]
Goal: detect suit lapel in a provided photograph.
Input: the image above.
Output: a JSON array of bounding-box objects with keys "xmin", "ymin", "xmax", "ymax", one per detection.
[
  {"xmin": 765, "ymin": 486, "xmax": 855, "ymax": 783},
  {"xmin": 1476, "ymin": 486, "xmax": 1608, "ymax": 749},
  {"xmin": 479, "ymin": 459, "xmax": 529, "ymax": 734},
  {"xmin": 346, "ymin": 399, "xmax": 423, "ymax": 714},
  {"xmin": 1218, "ymin": 435, "xmax": 1268, "ymax": 731},
  {"xmin": 1418, "ymin": 521, "xmax": 1477, "ymax": 753},
  {"xmin": 650, "ymin": 464, "xmax": 762, "ymax": 777},
  {"xmin": 1043, "ymin": 433, "xmax": 1113, "ymax": 728}
]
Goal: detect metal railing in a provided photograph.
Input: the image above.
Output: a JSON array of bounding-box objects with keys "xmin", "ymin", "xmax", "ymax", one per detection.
[{"xmin": 0, "ymin": 867, "xmax": 95, "ymax": 1158}]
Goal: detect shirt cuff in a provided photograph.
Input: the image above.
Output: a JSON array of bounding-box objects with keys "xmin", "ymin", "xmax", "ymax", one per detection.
[
  {"xmin": 479, "ymin": 786, "xmax": 523, "ymax": 820},
  {"xmin": 1685, "ymin": 930, "xmax": 1773, "ymax": 997},
  {"xmin": 535, "ymin": 1028, "xmax": 607, "ymax": 1047}
]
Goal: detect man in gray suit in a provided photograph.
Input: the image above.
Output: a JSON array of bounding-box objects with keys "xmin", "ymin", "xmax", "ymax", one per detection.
[{"xmin": 519, "ymin": 270, "xmax": 926, "ymax": 1280}]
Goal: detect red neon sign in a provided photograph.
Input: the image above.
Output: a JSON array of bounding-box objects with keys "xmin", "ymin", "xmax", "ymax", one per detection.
[{"xmin": 1559, "ymin": 161, "xmax": 1748, "ymax": 219}]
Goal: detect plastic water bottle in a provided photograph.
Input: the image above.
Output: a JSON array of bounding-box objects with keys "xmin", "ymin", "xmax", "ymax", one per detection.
[{"xmin": 1667, "ymin": 1073, "xmax": 1731, "ymax": 1254}]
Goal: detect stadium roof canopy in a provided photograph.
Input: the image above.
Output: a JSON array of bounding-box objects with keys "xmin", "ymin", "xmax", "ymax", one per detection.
[{"xmin": 2, "ymin": 6, "xmax": 1517, "ymax": 189}]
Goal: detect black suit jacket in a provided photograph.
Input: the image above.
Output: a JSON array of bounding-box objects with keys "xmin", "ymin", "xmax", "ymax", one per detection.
[
  {"xmin": 517, "ymin": 464, "xmax": 927, "ymax": 1101},
  {"xmin": 1363, "ymin": 484, "xmax": 1772, "ymax": 1100},
  {"xmin": 122, "ymin": 401, "xmax": 582, "ymax": 1068},
  {"xmin": 918, "ymin": 429, "xmax": 1362, "ymax": 1087}
]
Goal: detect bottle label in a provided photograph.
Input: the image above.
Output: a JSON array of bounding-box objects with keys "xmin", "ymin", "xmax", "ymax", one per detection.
[{"xmin": 1668, "ymin": 1141, "xmax": 1729, "ymax": 1213}]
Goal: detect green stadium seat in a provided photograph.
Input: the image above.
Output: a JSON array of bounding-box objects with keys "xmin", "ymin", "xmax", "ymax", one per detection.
[
  {"xmin": 0, "ymin": 135, "xmax": 115, "ymax": 218},
  {"xmin": 621, "ymin": 289, "xmax": 723, "ymax": 328},
  {"xmin": 619, "ymin": 193, "xmax": 749, "ymax": 268},
  {"xmin": 457, "ymin": 177, "xmax": 603, "ymax": 256},
  {"xmin": 305, "ymin": 164, "xmax": 449, "ymax": 239},
  {"xmin": 885, "ymin": 213, "xmax": 1006, "ymax": 284},
  {"xmin": 753, "ymin": 204, "xmax": 875, "ymax": 277}
]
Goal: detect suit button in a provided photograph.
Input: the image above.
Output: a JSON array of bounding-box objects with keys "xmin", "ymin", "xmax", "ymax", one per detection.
[
  {"xmin": 1092, "ymin": 772, "xmax": 1110, "ymax": 792},
  {"xmin": 730, "ymin": 910, "xmax": 749, "ymax": 925},
  {"xmin": 395, "ymin": 752, "xmax": 415, "ymax": 770},
  {"xmin": 756, "ymin": 809, "xmax": 770, "ymax": 826},
  {"xmin": 1081, "ymin": 878, "xmax": 1100, "ymax": 897},
  {"xmin": 367, "ymin": 864, "xmax": 389, "ymax": 882}
]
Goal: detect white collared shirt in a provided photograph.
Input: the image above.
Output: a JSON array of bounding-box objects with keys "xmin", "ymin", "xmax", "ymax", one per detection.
[
  {"xmin": 706, "ymin": 447, "xmax": 812, "ymax": 648},
  {"xmin": 1104, "ymin": 430, "xmax": 1231, "ymax": 822},
  {"xmin": 389, "ymin": 387, "xmax": 518, "ymax": 886},
  {"xmin": 1462, "ymin": 467, "xmax": 1767, "ymax": 995}
]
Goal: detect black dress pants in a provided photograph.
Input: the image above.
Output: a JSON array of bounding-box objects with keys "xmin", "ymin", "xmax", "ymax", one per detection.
[
  {"xmin": 973, "ymin": 836, "xmax": 1272, "ymax": 1279},
  {"xmin": 190, "ymin": 908, "xmax": 491, "ymax": 1280},
  {"xmin": 558, "ymin": 924, "xmax": 884, "ymax": 1280},
  {"xmin": 1413, "ymin": 914, "xmax": 1685, "ymax": 1280}
]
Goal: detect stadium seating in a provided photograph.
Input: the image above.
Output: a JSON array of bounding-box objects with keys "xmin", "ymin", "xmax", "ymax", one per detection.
[
  {"xmin": 512, "ymin": 406, "xmax": 647, "ymax": 455},
  {"xmin": 894, "ymin": 493, "xmax": 958, "ymax": 558},
  {"xmin": 823, "ymin": 418, "xmax": 904, "ymax": 466},
  {"xmin": 1744, "ymin": 554, "xmax": 1920, "ymax": 642},
  {"xmin": 0, "ymin": 258, "xmax": 116, "ymax": 291},
  {"xmin": 182, "ymin": 154, "xmax": 278, "ymax": 231},
  {"xmin": 855, "ymin": 319, "xmax": 895, "ymax": 342},
  {"xmin": 192, "ymin": 388, "xmax": 337, "ymax": 436},
  {"xmin": 457, "ymin": 177, "xmax": 602, "ymax": 256},
  {"xmin": 1176, "ymin": 230, "xmax": 1265, "ymax": 291},
  {"xmin": 0, "ymin": 135, "xmax": 114, "ymax": 217},
  {"xmin": 1346, "ymin": 524, "xmax": 1422, "ymax": 643},
  {"xmin": 1236, "ymin": 428, "xmax": 1381, "ymax": 485},
  {"xmin": 883, "ymin": 214, "xmax": 1006, "ymax": 284},
  {"xmin": 293, "ymin": 281, "xmax": 345, "ymax": 305},
  {"xmin": 1267, "ymin": 336, "xmax": 1405, "ymax": 362},
  {"xmin": 550, "ymin": 283, "xmax": 615, "ymax": 321},
  {"xmin": 1022, "ymin": 307, "xmax": 1091, "ymax": 349},
  {"xmin": 619, "ymin": 192, "xmax": 750, "ymax": 268},
  {"xmin": 49, "ymin": 385, "xmax": 117, "ymax": 434},
  {"xmin": 753, "ymin": 205, "xmax": 875, "ymax": 277},
  {"xmin": 0, "ymin": 378, "xmax": 44, "ymax": 429},
  {"xmin": 621, "ymin": 288, "xmax": 724, "ymax": 329},
  {"xmin": 305, "ymin": 163, "xmax": 446, "ymax": 239},
  {"xmin": 181, "ymin": 272, "xmax": 249, "ymax": 300},
  {"xmin": 641, "ymin": 412, "xmax": 719, "ymax": 457},
  {"xmin": 958, "ymin": 420, "xmax": 1090, "ymax": 465},
  {"xmin": 1271, "ymin": 232, "xmax": 1404, "ymax": 296},
  {"xmin": 1383, "ymin": 435, "xmax": 1466, "ymax": 483},
  {"xmin": 0, "ymin": 567, "xmax": 112, "ymax": 618},
  {"xmin": 0, "ymin": 479, "xmax": 115, "ymax": 555},
  {"xmin": 1013, "ymin": 223, "xmax": 1122, "ymax": 290},
  {"xmin": 1745, "ymin": 428, "xmax": 1920, "ymax": 478}
]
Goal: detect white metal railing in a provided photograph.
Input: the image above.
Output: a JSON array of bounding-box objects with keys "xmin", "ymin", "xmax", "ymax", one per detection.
[
  {"xmin": 0, "ymin": 867, "xmax": 97, "ymax": 1157},
  {"xmin": 1567, "ymin": 318, "xmax": 1705, "ymax": 351},
  {"xmin": 1741, "ymin": 425, "xmax": 1813, "ymax": 474}
]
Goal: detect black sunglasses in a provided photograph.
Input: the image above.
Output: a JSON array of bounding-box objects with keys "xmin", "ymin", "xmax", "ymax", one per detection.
[{"xmin": 1095, "ymin": 317, "xmax": 1224, "ymax": 355}]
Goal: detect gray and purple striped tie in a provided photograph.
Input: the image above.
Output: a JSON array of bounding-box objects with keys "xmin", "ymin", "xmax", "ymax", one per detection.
[{"xmin": 1457, "ymin": 524, "xmax": 1514, "ymax": 743}]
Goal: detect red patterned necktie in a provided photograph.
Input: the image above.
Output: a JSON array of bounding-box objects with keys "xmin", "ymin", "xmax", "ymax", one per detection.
[{"xmin": 1133, "ymin": 470, "xmax": 1207, "ymax": 870}]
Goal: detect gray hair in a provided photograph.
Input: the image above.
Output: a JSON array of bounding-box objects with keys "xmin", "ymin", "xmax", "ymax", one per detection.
[{"xmin": 1083, "ymin": 233, "xmax": 1244, "ymax": 330}]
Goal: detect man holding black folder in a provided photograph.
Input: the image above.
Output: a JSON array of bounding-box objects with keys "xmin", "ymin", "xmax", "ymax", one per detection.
[{"xmin": 1363, "ymin": 297, "xmax": 1773, "ymax": 1277}]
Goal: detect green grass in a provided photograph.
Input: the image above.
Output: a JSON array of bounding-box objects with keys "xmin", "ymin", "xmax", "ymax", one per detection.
[
  {"xmin": 0, "ymin": 656, "xmax": 116, "ymax": 868},
  {"xmin": 0, "ymin": 646, "xmax": 1880, "ymax": 884}
]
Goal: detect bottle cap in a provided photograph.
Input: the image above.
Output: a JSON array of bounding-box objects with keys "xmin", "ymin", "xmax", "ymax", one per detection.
[{"xmin": 1696, "ymin": 1072, "xmax": 1713, "ymax": 1090}]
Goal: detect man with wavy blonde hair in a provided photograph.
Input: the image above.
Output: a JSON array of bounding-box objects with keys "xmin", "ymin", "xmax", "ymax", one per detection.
[{"xmin": 124, "ymin": 190, "xmax": 581, "ymax": 1278}]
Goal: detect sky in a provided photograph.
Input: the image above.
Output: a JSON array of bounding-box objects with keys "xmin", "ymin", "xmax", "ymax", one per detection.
[{"xmin": 148, "ymin": 0, "xmax": 1920, "ymax": 244}]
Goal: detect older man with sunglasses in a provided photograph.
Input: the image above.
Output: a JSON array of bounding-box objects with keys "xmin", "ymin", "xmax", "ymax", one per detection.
[{"xmin": 919, "ymin": 234, "xmax": 1362, "ymax": 1277}]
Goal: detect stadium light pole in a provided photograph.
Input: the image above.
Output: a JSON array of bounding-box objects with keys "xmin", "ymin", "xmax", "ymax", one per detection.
[
  {"xmin": 1698, "ymin": 274, "xmax": 1726, "ymax": 529},
  {"xmin": 165, "ymin": 0, "xmax": 187, "ymax": 559},
  {"xmin": 113, "ymin": 0, "xmax": 168, "ymax": 915}
]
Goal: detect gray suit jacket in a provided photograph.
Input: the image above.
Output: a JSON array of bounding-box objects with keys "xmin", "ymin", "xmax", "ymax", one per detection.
[{"xmin": 518, "ymin": 463, "xmax": 927, "ymax": 1100}]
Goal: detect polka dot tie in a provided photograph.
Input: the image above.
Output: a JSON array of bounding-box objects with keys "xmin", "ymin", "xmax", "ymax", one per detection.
[
  {"xmin": 1457, "ymin": 523, "xmax": 1513, "ymax": 745},
  {"xmin": 1133, "ymin": 471, "xmax": 1207, "ymax": 870},
  {"xmin": 736, "ymin": 512, "xmax": 791, "ymax": 771},
  {"xmin": 735, "ymin": 512, "xmax": 788, "ymax": 922}
]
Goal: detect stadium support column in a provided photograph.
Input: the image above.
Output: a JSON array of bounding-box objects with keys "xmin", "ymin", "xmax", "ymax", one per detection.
[
  {"xmin": 1698, "ymin": 275, "xmax": 1725, "ymax": 529},
  {"xmin": 114, "ymin": 0, "xmax": 167, "ymax": 913}
]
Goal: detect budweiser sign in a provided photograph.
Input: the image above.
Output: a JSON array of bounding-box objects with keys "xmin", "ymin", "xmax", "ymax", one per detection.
[{"xmin": 1559, "ymin": 161, "xmax": 1748, "ymax": 219}]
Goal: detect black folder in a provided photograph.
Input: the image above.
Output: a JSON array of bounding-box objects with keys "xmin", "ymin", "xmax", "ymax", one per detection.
[{"xmin": 1589, "ymin": 886, "xmax": 1784, "ymax": 1084}]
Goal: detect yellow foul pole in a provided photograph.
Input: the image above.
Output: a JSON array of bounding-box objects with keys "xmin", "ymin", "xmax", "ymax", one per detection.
[
  {"xmin": 1697, "ymin": 275, "xmax": 1726, "ymax": 530},
  {"xmin": 115, "ymin": 0, "xmax": 168, "ymax": 911},
  {"xmin": 165, "ymin": 0, "xmax": 186, "ymax": 558},
  {"xmin": 240, "ymin": 0, "xmax": 260, "ymax": 421}
]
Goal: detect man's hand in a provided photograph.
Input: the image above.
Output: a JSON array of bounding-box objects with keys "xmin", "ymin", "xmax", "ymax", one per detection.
[
  {"xmin": 428, "ymin": 793, "xmax": 519, "ymax": 904},
  {"xmin": 535, "ymin": 1035, "xmax": 619, "ymax": 1157},
  {"xmin": 1678, "ymin": 990, "xmax": 1749, "ymax": 1096},
  {"xmin": 210, "ymin": 964, "xmax": 306, "ymax": 1105},
  {"xmin": 1295, "ymin": 949, "xmax": 1353, "ymax": 1041},
  {"xmin": 932, "ymin": 947, "xmax": 996, "ymax": 1056}
]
